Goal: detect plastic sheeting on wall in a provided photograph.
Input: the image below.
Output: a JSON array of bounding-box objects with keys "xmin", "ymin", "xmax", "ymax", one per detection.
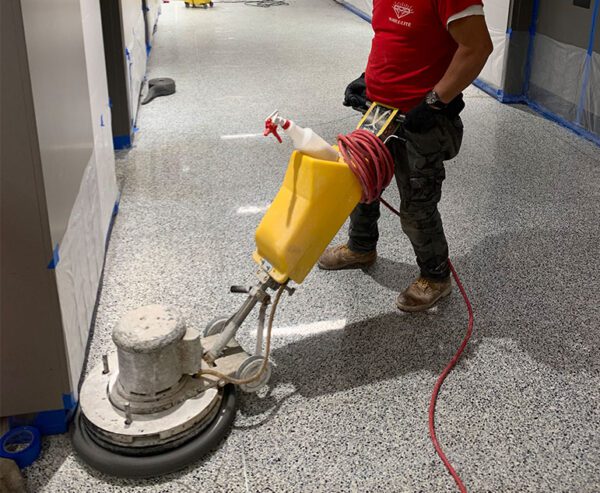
[
  {"xmin": 478, "ymin": 26, "xmax": 508, "ymax": 90},
  {"xmin": 477, "ymin": 0, "xmax": 510, "ymax": 90},
  {"xmin": 127, "ymin": 9, "xmax": 148, "ymax": 126},
  {"xmin": 80, "ymin": 0, "xmax": 119, "ymax": 237},
  {"xmin": 528, "ymin": 34, "xmax": 587, "ymax": 124},
  {"xmin": 55, "ymin": 0, "xmax": 119, "ymax": 395},
  {"xmin": 121, "ymin": 1, "xmax": 148, "ymax": 127},
  {"xmin": 584, "ymin": 53, "xmax": 600, "ymax": 135},
  {"xmin": 145, "ymin": 0, "xmax": 162, "ymax": 52},
  {"xmin": 55, "ymin": 156, "xmax": 104, "ymax": 395}
]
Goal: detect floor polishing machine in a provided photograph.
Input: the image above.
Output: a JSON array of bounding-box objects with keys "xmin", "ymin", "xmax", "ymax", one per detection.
[{"xmin": 72, "ymin": 103, "xmax": 403, "ymax": 478}]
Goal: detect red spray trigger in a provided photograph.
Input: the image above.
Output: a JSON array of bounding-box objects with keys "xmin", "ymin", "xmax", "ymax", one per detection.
[
  {"xmin": 264, "ymin": 111, "xmax": 283, "ymax": 143},
  {"xmin": 264, "ymin": 119, "xmax": 282, "ymax": 143}
]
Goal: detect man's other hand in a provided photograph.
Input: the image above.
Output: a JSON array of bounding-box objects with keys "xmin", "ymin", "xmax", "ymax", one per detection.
[{"xmin": 343, "ymin": 73, "xmax": 368, "ymax": 109}]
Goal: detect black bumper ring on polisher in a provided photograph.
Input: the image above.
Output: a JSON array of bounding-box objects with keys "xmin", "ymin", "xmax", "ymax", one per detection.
[{"xmin": 71, "ymin": 385, "xmax": 237, "ymax": 479}]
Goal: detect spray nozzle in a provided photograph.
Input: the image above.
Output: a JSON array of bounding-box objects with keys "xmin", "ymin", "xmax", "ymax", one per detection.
[{"xmin": 264, "ymin": 110, "xmax": 283, "ymax": 143}]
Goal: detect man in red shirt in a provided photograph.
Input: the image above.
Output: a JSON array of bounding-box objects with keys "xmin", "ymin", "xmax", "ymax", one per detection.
[{"xmin": 319, "ymin": 0, "xmax": 492, "ymax": 311}]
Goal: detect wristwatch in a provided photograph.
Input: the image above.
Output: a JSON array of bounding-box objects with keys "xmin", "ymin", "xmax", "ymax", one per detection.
[{"xmin": 425, "ymin": 90, "xmax": 447, "ymax": 110}]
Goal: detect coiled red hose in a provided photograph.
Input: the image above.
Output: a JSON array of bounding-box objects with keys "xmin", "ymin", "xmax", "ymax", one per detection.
[
  {"xmin": 337, "ymin": 129, "xmax": 474, "ymax": 493},
  {"xmin": 337, "ymin": 129, "xmax": 395, "ymax": 204}
]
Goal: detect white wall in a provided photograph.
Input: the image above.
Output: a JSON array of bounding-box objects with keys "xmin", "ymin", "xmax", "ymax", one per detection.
[{"xmin": 21, "ymin": 0, "xmax": 118, "ymax": 396}]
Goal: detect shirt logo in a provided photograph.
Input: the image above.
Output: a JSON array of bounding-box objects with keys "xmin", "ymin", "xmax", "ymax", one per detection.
[
  {"xmin": 390, "ymin": 2, "xmax": 413, "ymax": 27},
  {"xmin": 392, "ymin": 2, "xmax": 413, "ymax": 19}
]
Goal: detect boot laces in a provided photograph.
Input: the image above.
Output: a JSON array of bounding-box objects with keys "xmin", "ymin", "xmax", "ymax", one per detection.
[{"xmin": 416, "ymin": 277, "xmax": 432, "ymax": 292}]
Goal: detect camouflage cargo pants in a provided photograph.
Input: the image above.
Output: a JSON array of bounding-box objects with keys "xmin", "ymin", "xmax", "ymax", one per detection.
[{"xmin": 347, "ymin": 113, "xmax": 464, "ymax": 280}]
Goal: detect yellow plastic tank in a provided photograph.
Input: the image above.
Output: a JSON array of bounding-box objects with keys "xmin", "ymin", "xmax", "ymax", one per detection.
[{"xmin": 253, "ymin": 151, "xmax": 362, "ymax": 284}]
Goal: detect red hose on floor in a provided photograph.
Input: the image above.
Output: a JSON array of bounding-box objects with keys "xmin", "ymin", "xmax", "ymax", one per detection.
[{"xmin": 338, "ymin": 129, "xmax": 474, "ymax": 493}]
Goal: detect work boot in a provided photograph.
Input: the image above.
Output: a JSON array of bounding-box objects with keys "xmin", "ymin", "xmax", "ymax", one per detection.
[
  {"xmin": 317, "ymin": 244, "xmax": 377, "ymax": 270},
  {"xmin": 396, "ymin": 277, "xmax": 452, "ymax": 312}
]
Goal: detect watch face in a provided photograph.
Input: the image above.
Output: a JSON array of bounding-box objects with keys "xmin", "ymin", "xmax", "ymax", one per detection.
[{"xmin": 426, "ymin": 91, "xmax": 438, "ymax": 105}]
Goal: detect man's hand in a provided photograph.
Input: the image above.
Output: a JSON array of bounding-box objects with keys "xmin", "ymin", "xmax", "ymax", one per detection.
[
  {"xmin": 343, "ymin": 73, "xmax": 368, "ymax": 110},
  {"xmin": 404, "ymin": 101, "xmax": 439, "ymax": 133},
  {"xmin": 405, "ymin": 94, "xmax": 465, "ymax": 133},
  {"xmin": 434, "ymin": 15, "xmax": 493, "ymax": 103}
]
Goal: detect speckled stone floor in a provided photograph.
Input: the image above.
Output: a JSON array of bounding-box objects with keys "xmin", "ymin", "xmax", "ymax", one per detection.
[{"xmin": 24, "ymin": 1, "xmax": 600, "ymax": 492}]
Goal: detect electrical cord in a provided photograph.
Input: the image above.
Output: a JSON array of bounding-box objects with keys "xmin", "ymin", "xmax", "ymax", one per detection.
[
  {"xmin": 196, "ymin": 284, "xmax": 287, "ymax": 386},
  {"xmin": 337, "ymin": 128, "xmax": 474, "ymax": 493},
  {"xmin": 199, "ymin": 126, "xmax": 473, "ymax": 490},
  {"xmin": 245, "ymin": 0, "xmax": 288, "ymax": 7},
  {"xmin": 215, "ymin": 0, "xmax": 289, "ymax": 6}
]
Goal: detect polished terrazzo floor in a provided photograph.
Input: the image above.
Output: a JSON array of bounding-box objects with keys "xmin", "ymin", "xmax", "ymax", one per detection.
[{"xmin": 25, "ymin": 1, "xmax": 600, "ymax": 492}]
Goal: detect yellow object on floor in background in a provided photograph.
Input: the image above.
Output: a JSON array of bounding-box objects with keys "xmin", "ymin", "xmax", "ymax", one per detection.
[
  {"xmin": 253, "ymin": 151, "xmax": 362, "ymax": 284},
  {"xmin": 184, "ymin": 0, "xmax": 214, "ymax": 8}
]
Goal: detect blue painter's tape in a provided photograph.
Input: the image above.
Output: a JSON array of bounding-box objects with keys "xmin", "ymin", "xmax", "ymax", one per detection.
[
  {"xmin": 105, "ymin": 195, "xmax": 121, "ymax": 246},
  {"xmin": 62, "ymin": 393, "xmax": 77, "ymax": 411},
  {"xmin": 113, "ymin": 134, "xmax": 132, "ymax": 150},
  {"xmin": 576, "ymin": 55, "xmax": 593, "ymax": 124},
  {"xmin": 473, "ymin": 79, "xmax": 524, "ymax": 103},
  {"xmin": 506, "ymin": 27, "xmax": 513, "ymax": 39},
  {"xmin": 8, "ymin": 394, "xmax": 77, "ymax": 436},
  {"xmin": 125, "ymin": 47, "xmax": 131, "ymax": 60},
  {"xmin": 133, "ymin": 126, "xmax": 140, "ymax": 133},
  {"xmin": 472, "ymin": 79, "xmax": 506, "ymax": 101},
  {"xmin": 338, "ymin": 1, "xmax": 372, "ymax": 22},
  {"xmin": 500, "ymin": 93, "xmax": 526, "ymax": 104},
  {"xmin": 112, "ymin": 195, "xmax": 121, "ymax": 217},
  {"xmin": 47, "ymin": 244, "xmax": 59, "ymax": 269},
  {"xmin": 146, "ymin": 43, "xmax": 152, "ymax": 56},
  {"xmin": 587, "ymin": 0, "xmax": 600, "ymax": 56},
  {"xmin": 0, "ymin": 427, "xmax": 41, "ymax": 468},
  {"xmin": 523, "ymin": 0, "xmax": 541, "ymax": 96},
  {"xmin": 528, "ymin": 0, "xmax": 540, "ymax": 36},
  {"xmin": 528, "ymin": 100, "xmax": 600, "ymax": 146},
  {"xmin": 109, "ymin": 98, "xmax": 113, "ymax": 108}
]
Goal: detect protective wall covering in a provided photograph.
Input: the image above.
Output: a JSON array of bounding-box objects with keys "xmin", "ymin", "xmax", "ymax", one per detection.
[
  {"xmin": 528, "ymin": 34, "xmax": 587, "ymax": 125},
  {"xmin": 56, "ymin": 0, "xmax": 118, "ymax": 395},
  {"xmin": 477, "ymin": 0, "xmax": 510, "ymax": 91},
  {"xmin": 587, "ymin": 52, "xmax": 600, "ymax": 134},
  {"xmin": 55, "ymin": 0, "xmax": 119, "ymax": 395},
  {"xmin": 527, "ymin": 0, "xmax": 600, "ymax": 142},
  {"xmin": 22, "ymin": 0, "xmax": 118, "ymax": 399},
  {"xmin": 122, "ymin": 0, "xmax": 148, "ymax": 126},
  {"xmin": 144, "ymin": 0, "xmax": 162, "ymax": 53}
]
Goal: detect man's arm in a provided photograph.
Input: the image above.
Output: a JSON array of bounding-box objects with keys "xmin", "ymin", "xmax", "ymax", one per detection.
[{"xmin": 434, "ymin": 15, "xmax": 493, "ymax": 104}]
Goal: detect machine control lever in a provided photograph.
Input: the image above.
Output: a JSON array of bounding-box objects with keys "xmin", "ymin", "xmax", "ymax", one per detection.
[{"xmin": 230, "ymin": 285, "xmax": 250, "ymax": 294}]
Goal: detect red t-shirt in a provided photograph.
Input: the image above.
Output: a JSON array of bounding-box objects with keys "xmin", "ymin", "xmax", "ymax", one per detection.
[{"xmin": 365, "ymin": 0, "xmax": 483, "ymax": 112}]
